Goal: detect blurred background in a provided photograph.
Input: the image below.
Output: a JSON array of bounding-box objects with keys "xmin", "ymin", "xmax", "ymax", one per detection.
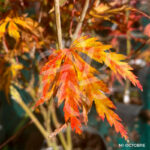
[{"xmin": 0, "ymin": 0, "xmax": 150, "ymax": 150}]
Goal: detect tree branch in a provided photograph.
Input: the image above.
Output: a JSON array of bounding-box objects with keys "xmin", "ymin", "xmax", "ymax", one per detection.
[
  {"xmin": 54, "ymin": 0, "xmax": 63, "ymax": 49},
  {"xmin": 50, "ymin": 102, "xmax": 68, "ymax": 150},
  {"xmin": 66, "ymin": 125, "xmax": 72, "ymax": 150},
  {"xmin": 124, "ymin": 0, "xmax": 131, "ymax": 104},
  {"xmin": 2, "ymin": 36, "xmax": 9, "ymax": 53},
  {"xmin": 72, "ymin": 0, "xmax": 90, "ymax": 41},
  {"xmin": 14, "ymin": 98, "xmax": 51, "ymax": 144}
]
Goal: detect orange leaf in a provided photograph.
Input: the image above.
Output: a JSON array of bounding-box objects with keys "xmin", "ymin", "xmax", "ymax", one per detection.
[
  {"xmin": 35, "ymin": 36, "xmax": 143, "ymax": 140},
  {"xmin": 0, "ymin": 22, "xmax": 8, "ymax": 38},
  {"xmin": 94, "ymin": 92, "xmax": 128, "ymax": 140}
]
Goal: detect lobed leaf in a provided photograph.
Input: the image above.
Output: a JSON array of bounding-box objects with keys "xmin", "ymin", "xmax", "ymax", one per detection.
[{"xmin": 35, "ymin": 36, "xmax": 143, "ymax": 140}]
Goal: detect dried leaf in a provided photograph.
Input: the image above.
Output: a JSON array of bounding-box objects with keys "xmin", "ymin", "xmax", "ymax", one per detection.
[{"xmin": 0, "ymin": 58, "xmax": 23, "ymax": 101}]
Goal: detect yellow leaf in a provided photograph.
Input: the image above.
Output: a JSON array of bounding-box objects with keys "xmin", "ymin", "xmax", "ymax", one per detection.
[
  {"xmin": 0, "ymin": 22, "xmax": 8, "ymax": 38},
  {"xmin": 0, "ymin": 58, "xmax": 23, "ymax": 101},
  {"xmin": 11, "ymin": 64, "xmax": 23, "ymax": 77},
  {"xmin": 93, "ymin": 3, "xmax": 110, "ymax": 14},
  {"xmin": 72, "ymin": 36, "xmax": 142, "ymax": 90},
  {"xmin": 8, "ymin": 21, "xmax": 20, "ymax": 41},
  {"xmin": 14, "ymin": 17, "xmax": 32, "ymax": 31},
  {"xmin": 10, "ymin": 85, "xmax": 22, "ymax": 103}
]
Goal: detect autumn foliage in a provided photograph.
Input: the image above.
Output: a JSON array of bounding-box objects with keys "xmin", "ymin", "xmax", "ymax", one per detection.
[
  {"xmin": 35, "ymin": 36, "xmax": 143, "ymax": 140},
  {"xmin": 1, "ymin": 0, "xmax": 150, "ymax": 148}
]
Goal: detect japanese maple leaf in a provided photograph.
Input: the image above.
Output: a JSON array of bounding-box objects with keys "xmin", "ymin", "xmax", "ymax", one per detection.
[{"xmin": 35, "ymin": 36, "xmax": 143, "ymax": 140}]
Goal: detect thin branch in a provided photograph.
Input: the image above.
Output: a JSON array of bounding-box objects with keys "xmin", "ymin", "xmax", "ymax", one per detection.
[
  {"xmin": 46, "ymin": 102, "xmax": 52, "ymax": 134},
  {"xmin": 54, "ymin": 0, "xmax": 63, "ymax": 49},
  {"xmin": 14, "ymin": 97, "xmax": 51, "ymax": 146},
  {"xmin": 50, "ymin": 102, "xmax": 68, "ymax": 150},
  {"xmin": 2, "ymin": 36, "xmax": 9, "ymax": 53},
  {"xmin": 53, "ymin": 1, "xmax": 72, "ymax": 149},
  {"xmin": 66, "ymin": 125, "xmax": 72, "ymax": 150},
  {"xmin": 130, "ymin": 38, "xmax": 150, "ymax": 59},
  {"xmin": 124, "ymin": 0, "xmax": 131, "ymax": 104},
  {"xmin": 69, "ymin": 0, "xmax": 76, "ymax": 38},
  {"xmin": 132, "ymin": 8, "xmax": 150, "ymax": 19},
  {"xmin": 19, "ymin": 0, "xmax": 25, "ymax": 7},
  {"xmin": 49, "ymin": 123, "xmax": 67, "ymax": 138},
  {"xmin": 72, "ymin": 0, "xmax": 90, "ymax": 41}
]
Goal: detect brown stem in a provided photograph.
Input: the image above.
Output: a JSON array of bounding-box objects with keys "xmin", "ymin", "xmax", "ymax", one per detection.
[
  {"xmin": 66, "ymin": 125, "xmax": 72, "ymax": 150},
  {"xmin": 2, "ymin": 36, "xmax": 9, "ymax": 53},
  {"xmin": 46, "ymin": 102, "xmax": 52, "ymax": 134},
  {"xmin": 54, "ymin": 0, "xmax": 63, "ymax": 49},
  {"xmin": 124, "ymin": 1, "xmax": 131, "ymax": 104},
  {"xmin": 130, "ymin": 38, "xmax": 150, "ymax": 59},
  {"xmin": 14, "ymin": 98, "xmax": 51, "ymax": 146},
  {"xmin": 51, "ymin": 102, "xmax": 68, "ymax": 150},
  {"xmin": 49, "ymin": 123, "xmax": 67, "ymax": 138},
  {"xmin": 53, "ymin": 1, "xmax": 72, "ymax": 149},
  {"xmin": 72, "ymin": 0, "xmax": 90, "ymax": 41}
]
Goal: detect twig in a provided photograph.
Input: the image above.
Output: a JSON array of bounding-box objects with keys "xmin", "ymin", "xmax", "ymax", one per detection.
[
  {"xmin": 124, "ymin": 0, "xmax": 131, "ymax": 104},
  {"xmin": 19, "ymin": 0, "xmax": 25, "ymax": 7},
  {"xmin": 10, "ymin": 83, "xmax": 55, "ymax": 147},
  {"xmin": 49, "ymin": 123, "xmax": 67, "ymax": 138},
  {"xmin": 69, "ymin": 0, "xmax": 76, "ymax": 38},
  {"xmin": 46, "ymin": 102, "xmax": 52, "ymax": 135},
  {"xmin": 54, "ymin": 0, "xmax": 63, "ymax": 49},
  {"xmin": 132, "ymin": 8, "xmax": 150, "ymax": 19},
  {"xmin": 13, "ymin": 96, "xmax": 51, "ymax": 146},
  {"xmin": 25, "ymin": 74, "xmax": 57, "ymax": 148},
  {"xmin": 2, "ymin": 36, "xmax": 9, "ymax": 53},
  {"xmin": 53, "ymin": 1, "xmax": 72, "ymax": 149},
  {"xmin": 66, "ymin": 125, "xmax": 72, "ymax": 150},
  {"xmin": 130, "ymin": 38, "xmax": 150, "ymax": 59},
  {"xmin": 51, "ymin": 102, "xmax": 68, "ymax": 150},
  {"xmin": 72, "ymin": 0, "xmax": 90, "ymax": 41},
  {"xmin": 17, "ymin": 101, "xmax": 58, "ymax": 149},
  {"xmin": 38, "ymin": 5, "xmax": 43, "ymax": 23}
]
